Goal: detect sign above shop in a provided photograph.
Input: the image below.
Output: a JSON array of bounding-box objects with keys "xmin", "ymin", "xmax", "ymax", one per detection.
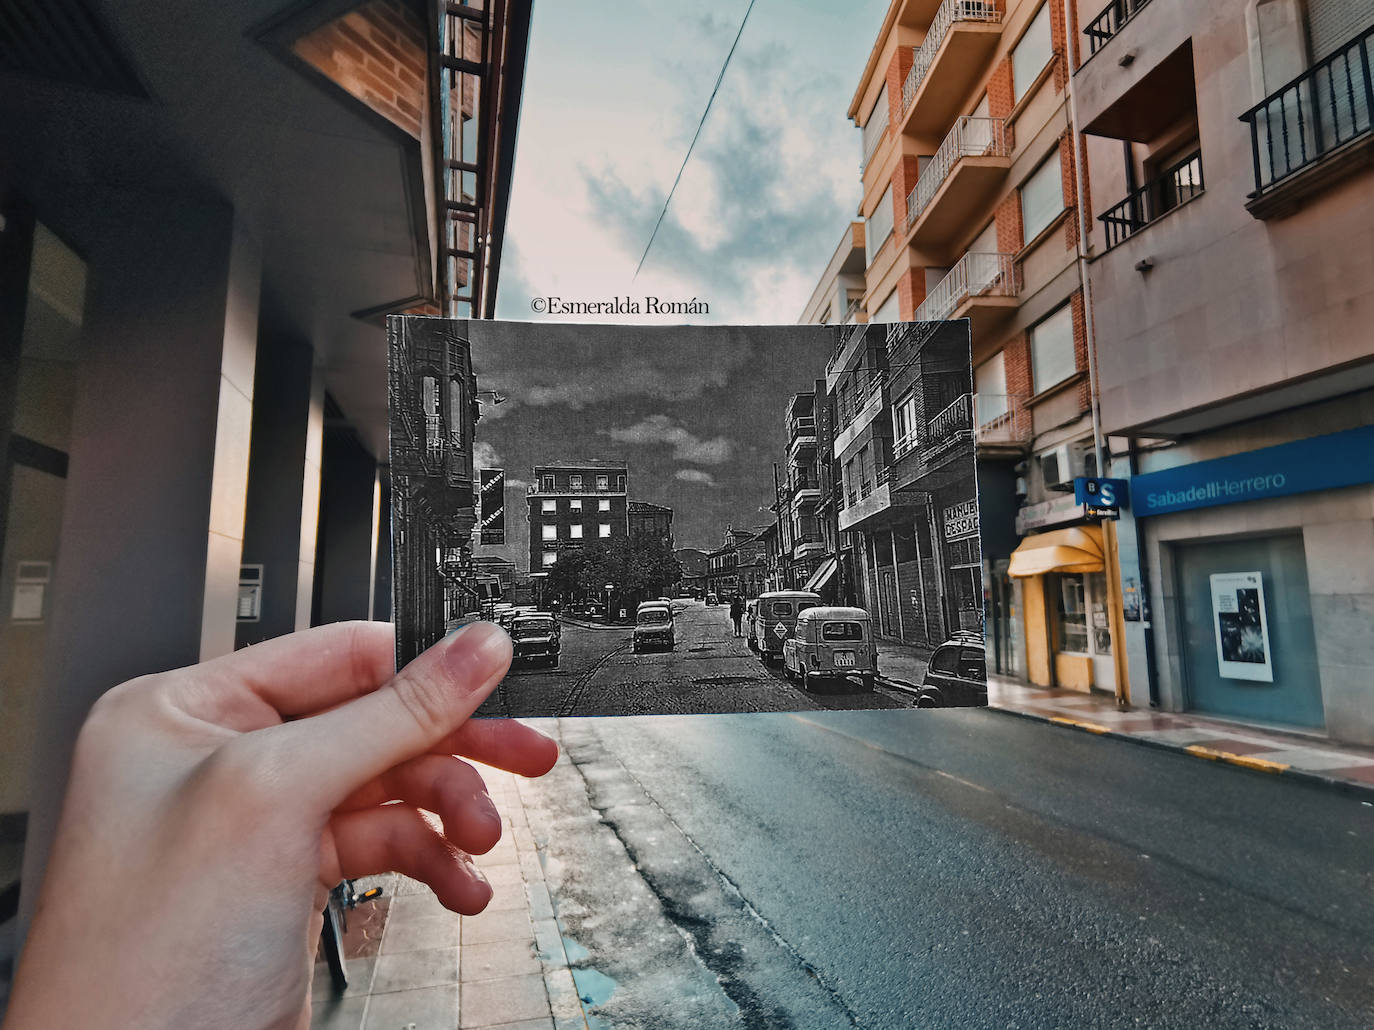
[
  {"xmin": 1015, "ymin": 493, "xmax": 1087, "ymax": 535},
  {"xmin": 943, "ymin": 499, "xmax": 979, "ymax": 540},
  {"xmin": 1073, "ymin": 477, "xmax": 1128, "ymax": 519},
  {"xmin": 1132, "ymin": 425, "xmax": 1374, "ymax": 518}
]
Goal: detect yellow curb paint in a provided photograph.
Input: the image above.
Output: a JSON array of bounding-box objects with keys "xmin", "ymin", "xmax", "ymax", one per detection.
[
  {"xmin": 1049, "ymin": 716, "xmax": 1110, "ymax": 735},
  {"xmin": 1185, "ymin": 745, "xmax": 1289, "ymax": 773}
]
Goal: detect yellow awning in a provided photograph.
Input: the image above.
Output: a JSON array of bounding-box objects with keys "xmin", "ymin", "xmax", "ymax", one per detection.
[{"xmin": 1007, "ymin": 525, "xmax": 1105, "ymax": 578}]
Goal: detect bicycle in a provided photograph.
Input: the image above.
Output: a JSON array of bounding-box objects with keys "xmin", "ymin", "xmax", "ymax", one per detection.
[{"xmin": 319, "ymin": 879, "xmax": 385, "ymax": 991}]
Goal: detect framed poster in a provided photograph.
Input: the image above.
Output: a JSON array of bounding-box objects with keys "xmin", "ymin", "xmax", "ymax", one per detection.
[{"xmin": 1209, "ymin": 571, "xmax": 1273, "ymax": 682}]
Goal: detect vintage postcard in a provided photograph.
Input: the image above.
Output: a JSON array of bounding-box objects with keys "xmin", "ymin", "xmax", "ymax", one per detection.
[{"xmin": 388, "ymin": 315, "xmax": 984, "ymax": 717}]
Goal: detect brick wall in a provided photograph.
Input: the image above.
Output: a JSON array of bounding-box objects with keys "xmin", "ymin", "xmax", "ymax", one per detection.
[
  {"xmin": 294, "ymin": 0, "xmax": 427, "ymax": 138},
  {"xmin": 994, "ymin": 191, "xmax": 1023, "ymax": 253},
  {"xmin": 1059, "ymin": 132, "xmax": 1081, "ymax": 250},
  {"xmin": 896, "ymin": 268, "xmax": 928, "ymax": 321},
  {"xmin": 986, "ymin": 57, "xmax": 1014, "ymax": 119},
  {"xmin": 893, "ymin": 154, "xmax": 921, "ymax": 228},
  {"xmin": 1071, "ymin": 289, "xmax": 1091, "ymax": 412},
  {"xmin": 1049, "ymin": 0, "xmax": 1069, "ymax": 93},
  {"xmin": 886, "ymin": 45, "xmax": 914, "ymax": 127},
  {"xmin": 1066, "ymin": 0, "xmax": 1083, "ymax": 72}
]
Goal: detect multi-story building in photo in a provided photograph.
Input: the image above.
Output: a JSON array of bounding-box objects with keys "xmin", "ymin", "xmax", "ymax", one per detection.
[
  {"xmin": 526, "ymin": 461, "xmax": 629, "ymax": 573},
  {"xmin": 1071, "ymin": 0, "xmax": 1374, "ymax": 744},
  {"xmin": 627, "ymin": 500, "xmax": 675, "ymax": 549},
  {"xmin": 780, "ymin": 393, "xmax": 829, "ymax": 589},
  {"xmin": 820, "ymin": 0, "xmax": 1113, "ymax": 686}
]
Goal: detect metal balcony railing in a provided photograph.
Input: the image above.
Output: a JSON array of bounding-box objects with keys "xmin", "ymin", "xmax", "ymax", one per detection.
[
  {"xmin": 1083, "ymin": 0, "xmax": 1154, "ymax": 57},
  {"xmin": 788, "ymin": 415, "xmax": 816, "ymax": 440},
  {"xmin": 893, "ymin": 431, "xmax": 920, "ymax": 460},
  {"xmin": 973, "ymin": 393, "xmax": 1031, "ymax": 444},
  {"xmin": 927, "ymin": 394, "xmax": 974, "ymax": 449},
  {"xmin": 907, "ymin": 117, "xmax": 1011, "ymax": 228},
  {"xmin": 1240, "ymin": 26, "xmax": 1374, "ymax": 195},
  {"xmin": 903, "ymin": 0, "xmax": 1002, "ymax": 111},
  {"xmin": 914, "ymin": 252, "xmax": 1020, "ymax": 323},
  {"xmin": 837, "ymin": 371, "xmax": 887, "ymax": 431},
  {"xmin": 1099, "ymin": 150, "xmax": 1204, "ymax": 250}
]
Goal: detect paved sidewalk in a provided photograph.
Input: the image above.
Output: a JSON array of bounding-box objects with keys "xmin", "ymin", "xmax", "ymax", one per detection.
[
  {"xmin": 874, "ymin": 639, "xmax": 932, "ymax": 689},
  {"xmin": 988, "ymin": 675, "xmax": 1374, "ymax": 796},
  {"xmin": 311, "ymin": 766, "xmax": 587, "ymax": 1030}
]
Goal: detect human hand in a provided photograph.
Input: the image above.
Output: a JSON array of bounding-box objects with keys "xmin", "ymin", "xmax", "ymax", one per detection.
[{"xmin": 4, "ymin": 621, "xmax": 556, "ymax": 1030}]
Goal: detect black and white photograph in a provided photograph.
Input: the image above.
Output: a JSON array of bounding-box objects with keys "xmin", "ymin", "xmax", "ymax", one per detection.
[{"xmin": 388, "ymin": 314, "xmax": 985, "ymax": 717}]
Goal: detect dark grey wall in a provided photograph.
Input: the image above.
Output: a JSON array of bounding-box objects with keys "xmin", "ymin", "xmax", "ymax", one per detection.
[
  {"xmin": 314, "ymin": 402, "xmax": 377, "ymax": 625},
  {"xmin": 236, "ymin": 332, "xmax": 314, "ymax": 648}
]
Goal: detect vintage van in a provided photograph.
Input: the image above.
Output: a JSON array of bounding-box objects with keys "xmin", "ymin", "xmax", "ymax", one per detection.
[
  {"xmin": 750, "ymin": 590, "xmax": 822, "ymax": 663},
  {"xmin": 782, "ymin": 606, "xmax": 877, "ymax": 691}
]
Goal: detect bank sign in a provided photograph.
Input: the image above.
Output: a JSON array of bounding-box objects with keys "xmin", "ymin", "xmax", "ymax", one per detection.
[{"xmin": 1131, "ymin": 425, "xmax": 1374, "ymax": 517}]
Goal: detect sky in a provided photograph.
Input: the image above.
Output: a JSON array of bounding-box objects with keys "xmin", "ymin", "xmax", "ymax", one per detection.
[
  {"xmin": 493, "ymin": 0, "xmax": 891, "ymax": 326},
  {"xmin": 468, "ymin": 320, "xmax": 837, "ymax": 568}
]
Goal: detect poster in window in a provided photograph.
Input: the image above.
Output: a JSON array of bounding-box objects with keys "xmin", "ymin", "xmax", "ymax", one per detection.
[{"xmin": 1209, "ymin": 571, "xmax": 1273, "ymax": 682}]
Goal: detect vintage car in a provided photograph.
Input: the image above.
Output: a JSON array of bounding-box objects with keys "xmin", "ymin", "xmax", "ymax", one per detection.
[
  {"xmin": 783, "ymin": 606, "xmax": 877, "ymax": 691},
  {"xmin": 750, "ymin": 590, "xmax": 822, "ymax": 663},
  {"xmin": 509, "ymin": 612, "xmax": 560, "ymax": 667},
  {"xmin": 916, "ymin": 631, "xmax": 987, "ymax": 707},
  {"xmin": 632, "ymin": 602, "xmax": 675, "ymax": 652}
]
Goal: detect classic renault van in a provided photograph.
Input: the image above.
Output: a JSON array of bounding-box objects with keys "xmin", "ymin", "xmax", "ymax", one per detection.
[
  {"xmin": 750, "ymin": 590, "xmax": 822, "ymax": 663},
  {"xmin": 783, "ymin": 606, "xmax": 877, "ymax": 691}
]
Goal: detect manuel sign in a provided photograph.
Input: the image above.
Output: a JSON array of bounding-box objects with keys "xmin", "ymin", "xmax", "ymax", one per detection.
[{"xmin": 1131, "ymin": 425, "xmax": 1374, "ymax": 517}]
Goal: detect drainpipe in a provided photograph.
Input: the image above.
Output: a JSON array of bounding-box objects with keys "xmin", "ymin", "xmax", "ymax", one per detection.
[{"xmin": 1060, "ymin": 0, "xmax": 1130, "ymax": 706}]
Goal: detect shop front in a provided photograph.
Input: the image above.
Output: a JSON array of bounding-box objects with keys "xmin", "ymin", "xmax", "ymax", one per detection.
[{"xmin": 1131, "ymin": 422, "xmax": 1374, "ymax": 744}]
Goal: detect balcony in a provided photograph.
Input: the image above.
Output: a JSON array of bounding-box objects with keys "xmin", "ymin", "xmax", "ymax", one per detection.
[
  {"xmin": 901, "ymin": 0, "xmax": 1003, "ymax": 136},
  {"xmin": 837, "ymin": 371, "xmax": 886, "ymax": 433},
  {"xmin": 528, "ymin": 484, "xmax": 626, "ymax": 497},
  {"xmin": 1082, "ymin": 0, "xmax": 1154, "ymax": 59},
  {"xmin": 973, "ymin": 393, "xmax": 1031, "ymax": 449},
  {"xmin": 839, "ymin": 471, "xmax": 892, "ymax": 532},
  {"xmin": 792, "ymin": 536, "xmax": 826, "ymax": 560},
  {"xmin": 1241, "ymin": 25, "xmax": 1374, "ymax": 220},
  {"xmin": 906, "ymin": 116, "xmax": 1012, "ymax": 250},
  {"xmin": 913, "ymin": 251, "xmax": 1020, "ymax": 337},
  {"xmin": 1099, "ymin": 150, "xmax": 1203, "ymax": 250},
  {"xmin": 926, "ymin": 394, "xmax": 973, "ymax": 453}
]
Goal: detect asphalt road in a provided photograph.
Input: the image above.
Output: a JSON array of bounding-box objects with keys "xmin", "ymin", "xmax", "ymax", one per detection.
[
  {"xmin": 480, "ymin": 599, "xmax": 913, "ymax": 718},
  {"xmin": 517, "ymin": 708, "xmax": 1374, "ymax": 1030}
]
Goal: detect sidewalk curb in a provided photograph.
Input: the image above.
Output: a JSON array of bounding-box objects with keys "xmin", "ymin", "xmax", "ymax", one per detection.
[{"xmin": 988, "ymin": 704, "xmax": 1374, "ymax": 801}]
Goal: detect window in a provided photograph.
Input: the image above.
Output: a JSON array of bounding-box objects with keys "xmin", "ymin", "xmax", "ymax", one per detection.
[
  {"xmin": 1020, "ymin": 149, "xmax": 1064, "ymax": 243},
  {"xmin": 822, "ymin": 622, "xmax": 865, "ymax": 641},
  {"xmin": 865, "ymin": 184, "xmax": 894, "ymax": 265},
  {"xmin": 893, "ymin": 392, "xmax": 918, "ymax": 452},
  {"xmin": 1054, "ymin": 573, "xmax": 1089, "ymax": 653},
  {"xmin": 599, "ymin": 523, "xmax": 611, "ymax": 538},
  {"xmin": 975, "ymin": 353, "xmax": 1008, "ymax": 423},
  {"xmin": 858, "ymin": 444, "xmax": 873, "ymax": 493},
  {"xmin": 871, "ymin": 288, "xmax": 900, "ymax": 325},
  {"xmin": 542, "ymin": 551, "xmax": 557, "ymax": 568},
  {"xmin": 541, "ymin": 525, "xmax": 557, "ymax": 541},
  {"xmin": 541, "ymin": 474, "xmax": 554, "ymax": 491},
  {"xmin": 541, "ymin": 498, "xmax": 556, "ymax": 514},
  {"xmin": 1012, "ymin": 4, "xmax": 1053, "ymax": 103},
  {"xmin": 596, "ymin": 475, "xmax": 609, "ymax": 490},
  {"xmin": 1030, "ymin": 303, "xmax": 1076, "ymax": 393},
  {"xmin": 770, "ymin": 602, "xmax": 794, "ymax": 617},
  {"xmin": 929, "ymin": 645, "xmax": 960, "ymax": 673},
  {"xmin": 570, "ymin": 474, "xmax": 583, "ymax": 490},
  {"xmin": 569, "ymin": 498, "xmax": 582, "ymax": 511},
  {"xmin": 598, "ymin": 498, "xmax": 610, "ymax": 512},
  {"xmin": 570, "ymin": 524, "xmax": 583, "ymax": 539},
  {"xmin": 861, "ymin": 84, "xmax": 888, "ymax": 165}
]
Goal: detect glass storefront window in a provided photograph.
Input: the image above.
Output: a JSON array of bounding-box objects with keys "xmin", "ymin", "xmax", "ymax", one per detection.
[
  {"xmin": 1088, "ymin": 571, "xmax": 1112, "ymax": 655},
  {"xmin": 1055, "ymin": 573, "xmax": 1089, "ymax": 653}
]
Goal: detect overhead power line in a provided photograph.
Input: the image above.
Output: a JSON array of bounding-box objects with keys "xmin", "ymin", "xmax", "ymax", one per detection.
[{"xmin": 633, "ymin": 0, "xmax": 759, "ymax": 280}]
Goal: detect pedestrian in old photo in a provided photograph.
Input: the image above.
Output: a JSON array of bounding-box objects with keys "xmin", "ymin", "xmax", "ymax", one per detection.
[{"xmin": 730, "ymin": 594, "xmax": 745, "ymax": 637}]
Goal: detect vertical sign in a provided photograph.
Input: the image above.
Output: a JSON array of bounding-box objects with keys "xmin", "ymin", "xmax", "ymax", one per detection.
[
  {"xmin": 479, "ymin": 468, "xmax": 506, "ymax": 545},
  {"xmin": 1209, "ymin": 571, "xmax": 1273, "ymax": 682}
]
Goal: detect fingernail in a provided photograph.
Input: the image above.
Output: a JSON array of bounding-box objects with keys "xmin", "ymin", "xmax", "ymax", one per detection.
[{"xmin": 442, "ymin": 622, "xmax": 511, "ymax": 684}]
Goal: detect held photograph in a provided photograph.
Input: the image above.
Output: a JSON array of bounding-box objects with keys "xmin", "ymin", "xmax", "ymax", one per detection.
[{"xmin": 388, "ymin": 314, "xmax": 985, "ymax": 717}]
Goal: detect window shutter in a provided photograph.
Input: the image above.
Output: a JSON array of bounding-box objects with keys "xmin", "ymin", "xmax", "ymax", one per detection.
[{"xmin": 1306, "ymin": 0, "xmax": 1374, "ymax": 61}]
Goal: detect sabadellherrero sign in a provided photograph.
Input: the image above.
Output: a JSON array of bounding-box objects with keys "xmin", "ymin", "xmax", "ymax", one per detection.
[{"xmin": 1131, "ymin": 425, "xmax": 1374, "ymax": 517}]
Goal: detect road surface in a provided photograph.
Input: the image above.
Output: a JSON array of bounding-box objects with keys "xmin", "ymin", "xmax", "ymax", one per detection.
[
  {"xmin": 516, "ymin": 708, "xmax": 1374, "ymax": 1029},
  {"xmin": 479, "ymin": 599, "xmax": 914, "ymax": 718}
]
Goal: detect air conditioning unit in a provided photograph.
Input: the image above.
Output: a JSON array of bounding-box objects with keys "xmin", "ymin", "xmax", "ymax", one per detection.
[{"xmin": 1039, "ymin": 443, "xmax": 1091, "ymax": 492}]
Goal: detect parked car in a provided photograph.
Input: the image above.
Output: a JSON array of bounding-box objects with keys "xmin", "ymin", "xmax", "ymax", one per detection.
[
  {"xmin": 632, "ymin": 602, "xmax": 675, "ymax": 652},
  {"xmin": 783, "ymin": 606, "xmax": 876, "ymax": 692},
  {"xmin": 705, "ymin": 592, "xmax": 719, "ymax": 606},
  {"xmin": 510, "ymin": 613, "xmax": 560, "ymax": 667},
  {"xmin": 750, "ymin": 590, "xmax": 822, "ymax": 664},
  {"xmin": 917, "ymin": 631, "xmax": 987, "ymax": 707}
]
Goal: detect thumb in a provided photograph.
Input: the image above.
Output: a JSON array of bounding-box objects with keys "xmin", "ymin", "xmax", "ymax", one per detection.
[{"xmin": 282, "ymin": 622, "xmax": 512, "ymax": 811}]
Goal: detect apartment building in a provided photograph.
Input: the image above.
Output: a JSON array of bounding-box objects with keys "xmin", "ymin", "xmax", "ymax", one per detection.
[
  {"xmin": 1073, "ymin": 0, "xmax": 1374, "ymax": 744},
  {"xmin": 526, "ymin": 461, "xmax": 629, "ymax": 573},
  {"xmin": 823, "ymin": 0, "xmax": 1113, "ymax": 684},
  {"xmin": 781, "ymin": 393, "xmax": 829, "ymax": 589},
  {"xmin": 627, "ymin": 500, "xmax": 675, "ymax": 550}
]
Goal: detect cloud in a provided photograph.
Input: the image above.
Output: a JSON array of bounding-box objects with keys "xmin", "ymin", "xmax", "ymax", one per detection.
[
  {"xmin": 607, "ymin": 414, "xmax": 734, "ymax": 464},
  {"xmin": 675, "ymin": 469, "xmax": 719, "ymax": 487},
  {"xmin": 472, "ymin": 441, "xmax": 503, "ymax": 470}
]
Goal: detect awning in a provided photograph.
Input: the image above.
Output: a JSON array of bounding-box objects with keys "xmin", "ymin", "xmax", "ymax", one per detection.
[
  {"xmin": 803, "ymin": 557, "xmax": 838, "ymax": 592},
  {"xmin": 1007, "ymin": 526, "xmax": 1105, "ymax": 578}
]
